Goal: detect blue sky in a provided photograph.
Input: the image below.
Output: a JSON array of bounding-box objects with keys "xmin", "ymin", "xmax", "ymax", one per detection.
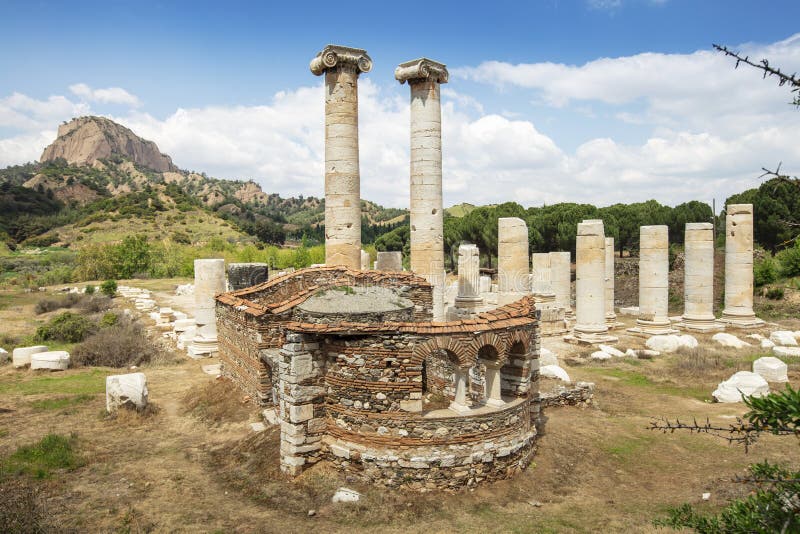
[{"xmin": 2, "ymin": 0, "xmax": 800, "ymax": 208}]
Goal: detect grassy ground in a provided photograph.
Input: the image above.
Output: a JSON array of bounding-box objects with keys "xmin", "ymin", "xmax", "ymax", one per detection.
[{"xmin": 0, "ymin": 286, "xmax": 798, "ymax": 532}]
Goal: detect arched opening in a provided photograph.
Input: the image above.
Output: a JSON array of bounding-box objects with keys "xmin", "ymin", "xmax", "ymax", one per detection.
[
  {"xmin": 501, "ymin": 341, "xmax": 529, "ymax": 398},
  {"xmin": 421, "ymin": 349, "xmax": 461, "ymax": 411},
  {"xmin": 476, "ymin": 344, "xmax": 503, "ymax": 406}
]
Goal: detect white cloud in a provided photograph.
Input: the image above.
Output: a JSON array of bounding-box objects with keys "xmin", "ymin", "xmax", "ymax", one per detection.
[
  {"xmin": 1, "ymin": 35, "xmax": 799, "ymax": 212},
  {"xmin": 69, "ymin": 83, "xmax": 141, "ymax": 107}
]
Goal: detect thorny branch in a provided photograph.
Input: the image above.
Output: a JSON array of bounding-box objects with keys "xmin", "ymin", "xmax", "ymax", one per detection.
[
  {"xmin": 714, "ymin": 44, "xmax": 800, "ymax": 105},
  {"xmin": 648, "ymin": 416, "xmax": 795, "ymax": 452}
]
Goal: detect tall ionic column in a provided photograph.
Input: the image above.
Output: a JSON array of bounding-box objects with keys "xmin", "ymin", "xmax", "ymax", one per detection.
[
  {"xmin": 566, "ymin": 220, "xmax": 617, "ymax": 344},
  {"xmin": 630, "ymin": 225, "xmax": 677, "ymax": 335},
  {"xmin": 722, "ymin": 204, "xmax": 764, "ymax": 328},
  {"xmin": 680, "ymin": 222, "xmax": 723, "ymax": 331},
  {"xmin": 497, "ymin": 217, "xmax": 530, "ymax": 306},
  {"xmin": 310, "ymin": 45, "xmax": 372, "ymax": 269},
  {"xmin": 190, "ymin": 258, "xmax": 226, "ymax": 357},
  {"xmin": 396, "ymin": 58, "xmax": 448, "ymax": 319},
  {"xmin": 455, "ymin": 243, "xmax": 482, "ymax": 310},
  {"xmin": 604, "ymin": 237, "xmax": 619, "ymax": 328},
  {"xmin": 550, "ymin": 251, "xmax": 573, "ymax": 316}
]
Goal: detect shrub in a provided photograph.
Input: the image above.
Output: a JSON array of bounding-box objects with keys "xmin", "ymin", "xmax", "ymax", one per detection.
[
  {"xmin": 34, "ymin": 312, "xmax": 95, "ymax": 343},
  {"xmin": 76, "ymin": 295, "xmax": 111, "ymax": 314},
  {"xmin": 99, "ymin": 279, "xmax": 117, "ymax": 297},
  {"xmin": 34, "ymin": 293, "xmax": 81, "ymax": 315},
  {"xmin": 99, "ymin": 312, "xmax": 118, "ymax": 328},
  {"xmin": 72, "ymin": 319, "xmax": 166, "ymax": 368},
  {"xmin": 765, "ymin": 287, "xmax": 785, "ymax": 300},
  {"xmin": 753, "ymin": 255, "xmax": 778, "ymax": 287},
  {"xmin": 777, "ymin": 239, "xmax": 800, "ymax": 278},
  {"xmin": 84, "ymin": 284, "xmax": 95, "ymax": 294}
]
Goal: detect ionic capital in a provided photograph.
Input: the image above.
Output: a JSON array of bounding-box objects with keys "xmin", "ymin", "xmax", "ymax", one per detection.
[
  {"xmin": 395, "ymin": 58, "xmax": 449, "ymax": 85},
  {"xmin": 310, "ymin": 44, "xmax": 373, "ymax": 76}
]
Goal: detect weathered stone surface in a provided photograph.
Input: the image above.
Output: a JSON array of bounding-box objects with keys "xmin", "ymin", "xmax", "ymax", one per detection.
[
  {"xmin": 590, "ymin": 350, "xmax": 612, "ymax": 360},
  {"xmin": 721, "ymin": 204, "xmax": 764, "ymax": 328},
  {"xmin": 540, "ymin": 364, "xmax": 570, "ymax": 382},
  {"xmin": 773, "ymin": 346, "xmax": 800, "ymax": 358},
  {"xmin": 332, "ymin": 487, "xmax": 361, "ymax": 503},
  {"xmin": 712, "ymin": 371, "xmax": 769, "ymax": 403},
  {"xmin": 646, "ymin": 335, "xmax": 680, "ymax": 353},
  {"xmin": 752, "ymin": 356, "xmax": 788, "ymax": 383},
  {"xmin": 599, "ymin": 344, "xmax": 625, "ymax": 357},
  {"xmin": 311, "ymin": 45, "xmax": 371, "ymax": 269},
  {"xmin": 497, "ymin": 217, "xmax": 529, "ymax": 305},
  {"xmin": 761, "ymin": 338, "xmax": 776, "ymax": 349},
  {"xmin": 40, "ymin": 116, "xmax": 177, "ymax": 172},
  {"xmin": 30, "ymin": 350, "xmax": 70, "ymax": 371},
  {"xmin": 455, "ymin": 244, "xmax": 482, "ymax": 309},
  {"xmin": 604, "ymin": 237, "xmax": 617, "ymax": 326},
  {"xmin": 539, "ymin": 347, "xmax": 558, "ymax": 366},
  {"xmin": 712, "ymin": 332, "xmax": 750, "ymax": 349},
  {"xmin": 769, "ymin": 331, "xmax": 798, "ymax": 347},
  {"xmin": 549, "ymin": 251, "xmax": 572, "ymax": 314},
  {"xmin": 0, "ymin": 347, "xmax": 7, "ymax": 364},
  {"xmin": 631, "ymin": 225, "xmax": 676, "ymax": 335},
  {"xmin": 106, "ymin": 372, "xmax": 148, "ymax": 412},
  {"xmin": 12, "ymin": 345, "xmax": 48, "ymax": 368},
  {"xmin": 375, "ymin": 251, "xmax": 403, "ymax": 272},
  {"xmin": 677, "ymin": 334, "xmax": 699, "ymax": 349},
  {"xmin": 227, "ymin": 263, "xmax": 268, "ymax": 291},
  {"xmin": 680, "ymin": 223, "xmax": 722, "ymax": 331}
]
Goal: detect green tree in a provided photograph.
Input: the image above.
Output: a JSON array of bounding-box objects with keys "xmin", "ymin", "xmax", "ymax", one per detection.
[{"xmin": 113, "ymin": 235, "xmax": 151, "ymax": 279}]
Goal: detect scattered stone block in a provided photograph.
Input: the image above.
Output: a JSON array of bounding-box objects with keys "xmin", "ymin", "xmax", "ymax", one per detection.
[
  {"xmin": 539, "ymin": 347, "xmax": 558, "ymax": 366},
  {"xmin": 625, "ymin": 349, "xmax": 638, "ymax": 358},
  {"xmin": 711, "ymin": 332, "xmax": 750, "ymax": 349},
  {"xmin": 619, "ymin": 306, "xmax": 640, "ymax": 317},
  {"xmin": 761, "ymin": 338, "xmax": 775, "ymax": 349},
  {"xmin": 12, "ymin": 345, "xmax": 48, "ymax": 368},
  {"xmin": 646, "ymin": 335, "xmax": 680, "ymax": 353},
  {"xmin": 599, "ymin": 344, "xmax": 625, "ymax": 357},
  {"xmin": 636, "ymin": 349, "xmax": 660, "ymax": 359},
  {"xmin": 30, "ymin": 351, "xmax": 70, "ymax": 371},
  {"xmin": 201, "ymin": 364, "xmax": 221, "ymax": 376},
  {"xmin": 332, "ymin": 487, "xmax": 361, "ymax": 503},
  {"xmin": 0, "ymin": 347, "xmax": 8, "ymax": 364},
  {"xmin": 712, "ymin": 371, "xmax": 769, "ymax": 403},
  {"xmin": 590, "ymin": 350, "xmax": 612, "ymax": 361},
  {"xmin": 677, "ymin": 335, "xmax": 698, "ymax": 349},
  {"xmin": 769, "ymin": 331, "xmax": 798, "ymax": 347},
  {"xmin": 752, "ymin": 356, "xmax": 788, "ymax": 383},
  {"xmin": 106, "ymin": 372, "xmax": 148, "ymax": 412},
  {"xmin": 540, "ymin": 364, "xmax": 570, "ymax": 382},
  {"xmin": 773, "ymin": 346, "xmax": 800, "ymax": 358},
  {"xmin": 250, "ymin": 422, "xmax": 267, "ymax": 432}
]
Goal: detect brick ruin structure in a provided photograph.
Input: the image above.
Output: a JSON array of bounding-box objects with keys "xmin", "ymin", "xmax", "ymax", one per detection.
[{"xmin": 216, "ymin": 266, "xmax": 541, "ymax": 489}]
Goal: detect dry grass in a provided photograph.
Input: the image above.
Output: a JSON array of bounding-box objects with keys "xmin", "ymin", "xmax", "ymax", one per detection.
[{"xmin": 183, "ymin": 378, "xmax": 253, "ymax": 425}]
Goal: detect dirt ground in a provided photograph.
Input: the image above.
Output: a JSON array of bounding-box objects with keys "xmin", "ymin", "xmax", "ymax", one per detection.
[{"xmin": 0, "ymin": 282, "xmax": 798, "ymax": 533}]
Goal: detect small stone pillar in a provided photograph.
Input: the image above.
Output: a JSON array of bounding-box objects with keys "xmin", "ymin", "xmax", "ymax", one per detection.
[
  {"xmin": 550, "ymin": 251, "xmax": 573, "ymax": 316},
  {"xmin": 484, "ymin": 363, "xmax": 504, "ymax": 407},
  {"xmin": 680, "ymin": 222, "xmax": 724, "ymax": 331},
  {"xmin": 449, "ymin": 368, "xmax": 470, "ymax": 413},
  {"xmin": 194, "ymin": 259, "xmax": 226, "ymax": 329},
  {"xmin": 531, "ymin": 253, "xmax": 555, "ymax": 302},
  {"xmin": 630, "ymin": 225, "xmax": 677, "ymax": 335},
  {"xmin": 375, "ymin": 251, "xmax": 403, "ymax": 271},
  {"xmin": 721, "ymin": 204, "xmax": 764, "ymax": 328},
  {"xmin": 310, "ymin": 45, "xmax": 372, "ymax": 269},
  {"xmin": 360, "ymin": 249, "xmax": 370, "ymax": 270},
  {"xmin": 396, "ymin": 58, "xmax": 448, "ymax": 320},
  {"xmin": 497, "ymin": 217, "xmax": 530, "ymax": 306},
  {"xmin": 604, "ymin": 237, "xmax": 620, "ymax": 328},
  {"xmin": 566, "ymin": 220, "xmax": 617, "ymax": 344},
  {"xmin": 227, "ymin": 263, "xmax": 268, "ymax": 291},
  {"xmin": 455, "ymin": 244, "xmax": 482, "ymax": 310},
  {"xmin": 190, "ymin": 258, "xmax": 226, "ymax": 357}
]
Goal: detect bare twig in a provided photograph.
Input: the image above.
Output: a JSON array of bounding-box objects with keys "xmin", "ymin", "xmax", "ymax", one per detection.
[
  {"xmin": 714, "ymin": 44, "xmax": 800, "ymax": 105},
  {"xmin": 648, "ymin": 416, "xmax": 795, "ymax": 452}
]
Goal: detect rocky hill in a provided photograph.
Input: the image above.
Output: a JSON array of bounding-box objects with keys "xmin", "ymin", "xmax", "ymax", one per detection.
[
  {"xmin": 0, "ymin": 116, "xmax": 407, "ymax": 248},
  {"xmin": 41, "ymin": 116, "xmax": 177, "ymax": 172}
]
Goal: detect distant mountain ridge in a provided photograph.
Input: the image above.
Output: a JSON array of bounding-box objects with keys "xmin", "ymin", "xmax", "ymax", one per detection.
[
  {"xmin": 0, "ymin": 115, "xmax": 407, "ymax": 248},
  {"xmin": 41, "ymin": 116, "xmax": 177, "ymax": 173}
]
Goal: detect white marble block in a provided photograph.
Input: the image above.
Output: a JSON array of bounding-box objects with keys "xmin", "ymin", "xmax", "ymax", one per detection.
[
  {"xmin": 12, "ymin": 345, "xmax": 48, "ymax": 368},
  {"xmin": 30, "ymin": 350, "xmax": 70, "ymax": 371},
  {"xmin": 106, "ymin": 372, "xmax": 149, "ymax": 412}
]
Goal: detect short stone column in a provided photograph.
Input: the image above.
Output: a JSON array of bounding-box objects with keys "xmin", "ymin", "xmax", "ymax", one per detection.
[
  {"xmin": 484, "ymin": 363, "xmax": 504, "ymax": 407},
  {"xmin": 449, "ymin": 368, "xmax": 470, "ymax": 413},
  {"xmin": 604, "ymin": 237, "xmax": 620, "ymax": 328},
  {"xmin": 360, "ymin": 249, "xmax": 370, "ymax": 270},
  {"xmin": 630, "ymin": 225, "xmax": 677, "ymax": 335},
  {"xmin": 497, "ymin": 217, "xmax": 530, "ymax": 306},
  {"xmin": 721, "ymin": 204, "xmax": 764, "ymax": 328},
  {"xmin": 549, "ymin": 251, "xmax": 573, "ymax": 316},
  {"xmin": 310, "ymin": 45, "xmax": 372, "ymax": 269},
  {"xmin": 375, "ymin": 251, "xmax": 403, "ymax": 271},
  {"xmin": 455, "ymin": 244, "xmax": 482, "ymax": 309},
  {"xmin": 680, "ymin": 223, "xmax": 723, "ymax": 331},
  {"xmin": 566, "ymin": 220, "xmax": 617, "ymax": 344},
  {"xmin": 190, "ymin": 258, "xmax": 226, "ymax": 357},
  {"xmin": 396, "ymin": 58, "xmax": 448, "ymax": 320},
  {"xmin": 193, "ymin": 258, "xmax": 226, "ymax": 329},
  {"xmin": 531, "ymin": 253, "xmax": 555, "ymax": 303}
]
